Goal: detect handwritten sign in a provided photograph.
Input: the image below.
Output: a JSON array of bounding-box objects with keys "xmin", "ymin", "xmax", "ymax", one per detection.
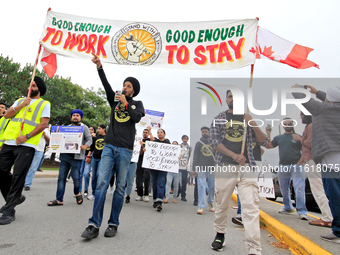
[
  {"xmin": 257, "ymin": 162, "xmax": 275, "ymax": 198},
  {"xmin": 142, "ymin": 141, "xmax": 180, "ymax": 173},
  {"xmin": 131, "ymin": 136, "xmax": 142, "ymax": 163},
  {"xmin": 233, "ymin": 161, "xmax": 275, "ymax": 198}
]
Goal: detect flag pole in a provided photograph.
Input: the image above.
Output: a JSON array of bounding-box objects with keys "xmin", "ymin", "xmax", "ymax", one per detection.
[
  {"xmin": 19, "ymin": 44, "xmax": 42, "ymax": 136},
  {"xmin": 240, "ymin": 17, "xmax": 259, "ymax": 158},
  {"xmin": 240, "ymin": 64, "xmax": 254, "ymax": 156}
]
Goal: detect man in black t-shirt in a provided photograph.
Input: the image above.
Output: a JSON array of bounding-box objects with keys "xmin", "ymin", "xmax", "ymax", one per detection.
[
  {"xmin": 135, "ymin": 127, "xmax": 153, "ymax": 201},
  {"xmin": 86, "ymin": 124, "xmax": 106, "ymax": 200},
  {"xmin": 81, "ymin": 54, "xmax": 145, "ymax": 239},
  {"xmin": 209, "ymin": 90, "xmax": 268, "ymax": 253}
]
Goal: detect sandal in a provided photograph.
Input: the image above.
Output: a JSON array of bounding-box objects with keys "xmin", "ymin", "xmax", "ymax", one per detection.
[
  {"xmin": 47, "ymin": 200, "xmax": 63, "ymax": 206},
  {"xmin": 309, "ymin": 218, "xmax": 332, "ymax": 228},
  {"xmin": 76, "ymin": 194, "xmax": 83, "ymax": 205}
]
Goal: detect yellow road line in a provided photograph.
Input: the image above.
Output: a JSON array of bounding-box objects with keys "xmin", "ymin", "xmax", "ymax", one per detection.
[{"xmin": 231, "ymin": 194, "xmax": 331, "ymax": 255}]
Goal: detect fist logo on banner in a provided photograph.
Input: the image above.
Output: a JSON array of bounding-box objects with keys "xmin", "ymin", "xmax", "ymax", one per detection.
[{"xmin": 111, "ymin": 23, "xmax": 162, "ymax": 66}]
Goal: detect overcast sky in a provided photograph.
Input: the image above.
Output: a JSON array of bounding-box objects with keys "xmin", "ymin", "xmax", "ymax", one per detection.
[{"xmin": 1, "ymin": 0, "xmax": 339, "ymax": 166}]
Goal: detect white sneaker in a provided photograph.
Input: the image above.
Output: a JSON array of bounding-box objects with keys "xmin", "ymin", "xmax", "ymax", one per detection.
[
  {"xmin": 208, "ymin": 203, "xmax": 215, "ymax": 212},
  {"xmin": 299, "ymin": 214, "xmax": 308, "ymax": 221},
  {"xmin": 135, "ymin": 196, "xmax": 143, "ymax": 201},
  {"xmin": 197, "ymin": 208, "xmax": 204, "ymax": 215},
  {"xmin": 278, "ymin": 208, "xmax": 296, "ymax": 214},
  {"xmin": 87, "ymin": 195, "xmax": 95, "ymax": 200},
  {"xmin": 143, "ymin": 196, "xmax": 149, "ymax": 202}
]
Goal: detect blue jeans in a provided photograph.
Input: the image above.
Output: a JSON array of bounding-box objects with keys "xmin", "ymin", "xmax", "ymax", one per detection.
[
  {"xmin": 91, "ymin": 158, "xmax": 101, "ymax": 195},
  {"xmin": 322, "ymin": 168, "xmax": 340, "ymax": 237},
  {"xmin": 150, "ymin": 170, "xmax": 167, "ymax": 202},
  {"xmin": 83, "ymin": 161, "xmax": 91, "ymax": 192},
  {"xmin": 88, "ymin": 144, "xmax": 132, "ymax": 227},
  {"xmin": 278, "ymin": 164, "xmax": 307, "ymax": 215},
  {"xmin": 56, "ymin": 154, "xmax": 82, "ymax": 202},
  {"xmin": 79, "ymin": 157, "xmax": 86, "ymax": 192},
  {"xmin": 37, "ymin": 152, "xmax": 45, "ymax": 169},
  {"xmin": 24, "ymin": 150, "xmax": 44, "ymax": 187},
  {"xmin": 237, "ymin": 194, "xmax": 241, "ymax": 215},
  {"xmin": 197, "ymin": 171, "xmax": 215, "ymax": 208},
  {"xmin": 125, "ymin": 163, "xmax": 137, "ymax": 196},
  {"xmin": 165, "ymin": 172, "xmax": 179, "ymax": 199}
]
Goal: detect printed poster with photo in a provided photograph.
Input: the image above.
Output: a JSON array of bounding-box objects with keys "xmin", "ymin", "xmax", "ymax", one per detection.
[
  {"xmin": 49, "ymin": 126, "xmax": 83, "ymax": 154},
  {"xmin": 138, "ymin": 109, "xmax": 164, "ymax": 129}
]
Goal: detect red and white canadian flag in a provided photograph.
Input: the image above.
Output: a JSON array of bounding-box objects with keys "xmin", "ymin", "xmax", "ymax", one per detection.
[
  {"xmin": 41, "ymin": 48, "xmax": 57, "ymax": 78},
  {"xmin": 254, "ymin": 26, "xmax": 318, "ymax": 69}
]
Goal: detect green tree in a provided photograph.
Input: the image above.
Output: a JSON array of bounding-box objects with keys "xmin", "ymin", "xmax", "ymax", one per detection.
[
  {"xmin": 0, "ymin": 54, "xmax": 110, "ymax": 127},
  {"xmin": 0, "ymin": 55, "xmax": 31, "ymax": 105}
]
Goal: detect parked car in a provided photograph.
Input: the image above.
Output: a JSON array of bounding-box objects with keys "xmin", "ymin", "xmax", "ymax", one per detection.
[{"xmin": 266, "ymin": 168, "xmax": 319, "ymax": 211}]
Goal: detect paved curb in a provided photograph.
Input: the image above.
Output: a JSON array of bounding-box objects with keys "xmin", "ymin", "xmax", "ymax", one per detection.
[
  {"xmin": 35, "ymin": 171, "xmax": 59, "ymax": 178},
  {"xmin": 231, "ymin": 194, "xmax": 332, "ymax": 255}
]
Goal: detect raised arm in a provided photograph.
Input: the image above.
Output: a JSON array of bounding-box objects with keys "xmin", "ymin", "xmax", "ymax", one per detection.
[{"xmin": 91, "ymin": 54, "xmax": 115, "ymax": 107}]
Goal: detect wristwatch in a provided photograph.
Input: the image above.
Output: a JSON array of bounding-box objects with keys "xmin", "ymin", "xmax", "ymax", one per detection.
[{"xmin": 26, "ymin": 134, "xmax": 31, "ymax": 139}]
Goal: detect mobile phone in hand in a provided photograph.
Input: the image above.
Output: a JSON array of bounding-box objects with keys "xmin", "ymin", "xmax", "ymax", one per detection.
[{"xmin": 114, "ymin": 90, "xmax": 121, "ymax": 102}]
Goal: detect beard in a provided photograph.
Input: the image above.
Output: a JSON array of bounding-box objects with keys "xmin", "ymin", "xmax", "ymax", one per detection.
[
  {"xmin": 202, "ymin": 134, "xmax": 209, "ymax": 139},
  {"xmin": 227, "ymin": 103, "xmax": 233, "ymax": 109},
  {"xmin": 29, "ymin": 89, "xmax": 39, "ymax": 97},
  {"xmin": 72, "ymin": 120, "xmax": 80, "ymax": 125}
]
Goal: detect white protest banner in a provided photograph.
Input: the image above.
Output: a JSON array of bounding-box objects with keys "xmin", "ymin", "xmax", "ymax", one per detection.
[
  {"xmin": 233, "ymin": 161, "xmax": 275, "ymax": 198},
  {"xmin": 40, "ymin": 11, "xmax": 258, "ymax": 70},
  {"xmin": 142, "ymin": 141, "xmax": 180, "ymax": 173},
  {"xmin": 138, "ymin": 109, "xmax": 164, "ymax": 129},
  {"xmin": 131, "ymin": 136, "xmax": 142, "ymax": 163}
]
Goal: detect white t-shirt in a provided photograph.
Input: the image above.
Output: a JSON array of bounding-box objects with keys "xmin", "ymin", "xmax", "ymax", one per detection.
[
  {"xmin": 36, "ymin": 127, "xmax": 51, "ymax": 152},
  {"xmin": 5, "ymin": 98, "xmax": 51, "ymax": 149}
]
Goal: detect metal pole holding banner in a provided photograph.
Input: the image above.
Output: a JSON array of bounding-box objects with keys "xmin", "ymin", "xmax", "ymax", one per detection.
[
  {"xmin": 238, "ymin": 17, "xmax": 259, "ymax": 180},
  {"xmin": 238, "ymin": 63, "xmax": 254, "ymax": 182},
  {"xmin": 19, "ymin": 44, "xmax": 42, "ymax": 136},
  {"xmin": 240, "ymin": 64, "xmax": 254, "ymax": 156}
]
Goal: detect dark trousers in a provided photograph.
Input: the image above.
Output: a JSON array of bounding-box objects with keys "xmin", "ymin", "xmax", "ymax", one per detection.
[
  {"xmin": 0, "ymin": 144, "xmax": 35, "ymax": 214},
  {"xmin": 322, "ymin": 168, "xmax": 340, "ymax": 237},
  {"xmin": 136, "ymin": 163, "xmax": 150, "ymax": 197},
  {"xmin": 194, "ymin": 177, "xmax": 198, "ymax": 202},
  {"xmin": 179, "ymin": 169, "xmax": 188, "ymax": 199},
  {"xmin": 150, "ymin": 170, "xmax": 167, "ymax": 201}
]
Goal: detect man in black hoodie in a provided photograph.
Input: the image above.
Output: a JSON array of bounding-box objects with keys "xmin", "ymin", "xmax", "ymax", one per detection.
[
  {"xmin": 192, "ymin": 126, "xmax": 216, "ymax": 215},
  {"xmin": 81, "ymin": 54, "xmax": 145, "ymax": 239}
]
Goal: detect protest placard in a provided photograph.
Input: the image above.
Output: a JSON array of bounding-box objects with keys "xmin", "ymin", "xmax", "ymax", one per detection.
[
  {"xmin": 233, "ymin": 161, "xmax": 275, "ymax": 198},
  {"xmin": 131, "ymin": 136, "xmax": 142, "ymax": 163},
  {"xmin": 256, "ymin": 162, "xmax": 275, "ymax": 198},
  {"xmin": 138, "ymin": 109, "xmax": 164, "ymax": 129},
  {"xmin": 142, "ymin": 141, "xmax": 180, "ymax": 173},
  {"xmin": 49, "ymin": 126, "xmax": 83, "ymax": 154}
]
